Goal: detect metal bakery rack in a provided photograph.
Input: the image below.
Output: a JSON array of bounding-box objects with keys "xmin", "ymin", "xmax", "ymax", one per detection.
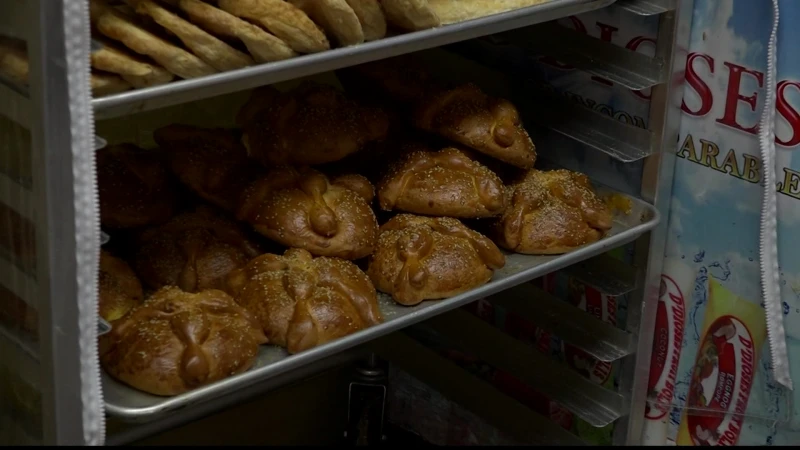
[{"xmin": 0, "ymin": 0, "xmax": 691, "ymax": 445}]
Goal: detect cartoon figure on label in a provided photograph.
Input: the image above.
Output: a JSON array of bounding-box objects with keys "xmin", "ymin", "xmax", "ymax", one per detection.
[{"xmin": 694, "ymin": 424, "xmax": 720, "ymax": 446}]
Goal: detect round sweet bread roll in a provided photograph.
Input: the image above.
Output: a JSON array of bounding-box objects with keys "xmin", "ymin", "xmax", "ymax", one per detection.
[
  {"xmin": 237, "ymin": 83, "xmax": 390, "ymax": 166},
  {"xmin": 100, "ymin": 286, "xmax": 266, "ymax": 396},
  {"xmin": 133, "ymin": 206, "xmax": 262, "ymax": 293},
  {"xmin": 237, "ymin": 166, "xmax": 378, "ymax": 260},
  {"xmin": 492, "ymin": 169, "xmax": 614, "ymax": 255},
  {"xmin": 367, "ymin": 214, "xmax": 505, "ymax": 305},
  {"xmin": 377, "ymin": 143, "xmax": 506, "ymax": 218},
  {"xmin": 97, "ymin": 143, "xmax": 177, "ymax": 229},
  {"xmin": 226, "ymin": 248, "xmax": 383, "ymax": 354},
  {"xmin": 99, "ymin": 250, "xmax": 143, "ymax": 322}
]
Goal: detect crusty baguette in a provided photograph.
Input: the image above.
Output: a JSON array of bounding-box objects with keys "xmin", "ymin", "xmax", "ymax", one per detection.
[
  {"xmin": 289, "ymin": 0, "xmax": 364, "ymax": 47},
  {"xmin": 218, "ymin": 0, "xmax": 330, "ymax": 54},
  {"xmin": 176, "ymin": 0, "xmax": 296, "ymax": 63},
  {"xmin": 91, "ymin": 37, "xmax": 174, "ymax": 87},
  {"xmin": 90, "ymin": 0, "xmax": 216, "ymax": 79},
  {"xmin": 345, "ymin": 0, "xmax": 386, "ymax": 41},
  {"xmin": 129, "ymin": 0, "xmax": 254, "ymax": 71},
  {"xmin": 381, "ymin": 0, "xmax": 440, "ymax": 31}
]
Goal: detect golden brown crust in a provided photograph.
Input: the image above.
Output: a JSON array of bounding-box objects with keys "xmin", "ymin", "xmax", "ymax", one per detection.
[
  {"xmin": 176, "ymin": 0, "xmax": 297, "ymax": 63},
  {"xmin": 129, "ymin": 0, "xmax": 254, "ymax": 72},
  {"xmin": 154, "ymin": 124, "xmax": 259, "ymax": 213},
  {"xmin": 414, "ymin": 83, "xmax": 536, "ymax": 168},
  {"xmin": 330, "ymin": 173, "xmax": 375, "ymax": 204},
  {"xmin": 428, "ymin": 0, "xmax": 547, "ymax": 24},
  {"xmin": 492, "ymin": 169, "xmax": 614, "ymax": 255},
  {"xmin": 367, "ymin": 214, "xmax": 504, "ymax": 305},
  {"xmin": 91, "ymin": 36, "xmax": 174, "ymax": 88},
  {"xmin": 226, "ymin": 248, "xmax": 382, "ymax": 354},
  {"xmin": 217, "ymin": 0, "xmax": 330, "ymax": 54},
  {"xmin": 239, "ymin": 84, "xmax": 389, "ymax": 166},
  {"xmin": 289, "ymin": 0, "xmax": 364, "ymax": 47},
  {"xmin": 90, "ymin": 71, "xmax": 134, "ymax": 96},
  {"xmin": 0, "ymin": 37, "xmax": 30, "ymax": 85},
  {"xmin": 100, "ymin": 286, "xmax": 266, "ymax": 396},
  {"xmin": 377, "ymin": 144, "xmax": 506, "ymax": 218},
  {"xmin": 237, "ymin": 167, "xmax": 378, "ymax": 260},
  {"xmin": 381, "ymin": 0, "xmax": 440, "ymax": 31},
  {"xmin": 90, "ymin": 0, "xmax": 217, "ymax": 79},
  {"xmin": 99, "ymin": 250, "xmax": 144, "ymax": 322},
  {"xmin": 97, "ymin": 143, "xmax": 177, "ymax": 229},
  {"xmin": 133, "ymin": 206, "xmax": 262, "ymax": 292},
  {"xmin": 344, "ymin": 0, "xmax": 386, "ymax": 41}
]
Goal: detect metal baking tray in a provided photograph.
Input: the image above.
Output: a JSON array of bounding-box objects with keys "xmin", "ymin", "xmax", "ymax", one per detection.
[
  {"xmin": 104, "ymin": 186, "xmax": 659, "ymax": 422},
  {"xmin": 91, "ymin": 0, "xmax": 615, "ymax": 120}
]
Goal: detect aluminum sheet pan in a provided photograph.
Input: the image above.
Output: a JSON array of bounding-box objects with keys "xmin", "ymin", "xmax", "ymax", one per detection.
[
  {"xmin": 105, "ymin": 187, "xmax": 658, "ymax": 422},
  {"xmin": 92, "ymin": 0, "xmax": 615, "ymax": 120}
]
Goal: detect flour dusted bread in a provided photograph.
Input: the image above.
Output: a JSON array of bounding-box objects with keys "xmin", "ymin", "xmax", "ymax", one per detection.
[
  {"xmin": 226, "ymin": 248, "xmax": 382, "ymax": 354},
  {"xmin": 381, "ymin": 0, "xmax": 440, "ymax": 31},
  {"xmin": 97, "ymin": 143, "xmax": 177, "ymax": 229},
  {"xmin": 238, "ymin": 84, "xmax": 389, "ymax": 166},
  {"xmin": 154, "ymin": 124, "xmax": 259, "ymax": 213},
  {"xmin": 91, "ymin": 37, "xmax": 174, "ymax": 88},
  {"xmin": 90, "ymin": 0, "xmax": 216, "ymax": 79},
  {"xmin": 99, "ymin": 250, "xmax": 143, "ymax": 322},
  {"xmin": 344, "ymin": 0, "xmax": 386, "ymax": 41},
  {"xmin": 133, "ymin": 206, "xmax": 262, "ymax": 292},
  {"xmin": 218, "ymin": 0, "xmax": 329, "ymax": 54},
  {"xmin": 100, "ymin": 286, "xmax": 266, "ymax": 396},
  {"xmin": 367, "ymin": 214, "xmax": 504, "ymax": 305},
  {"xmin": 492, "ymin": 169, "xmax": 613, "ymax": 255},
  {"xmin": 289, "ymin": 0, "xmax": 364, "ymax": 46},
  {"xmin": 237, "ymin": 166, "xmax": 378, "ymax": 260},
  {"xmin": 415, "ymin": 83, "xmax": 536, "ymax": 168},
  {"xmin": 175, "ymin": 0, "xmax": 296, "ymax": 63},
  {"xmin": 377, "ymin": 143, "xmax": 506, "ymax": 218}
]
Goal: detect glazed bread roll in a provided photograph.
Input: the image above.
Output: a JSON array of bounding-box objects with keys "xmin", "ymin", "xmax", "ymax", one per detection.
[
  {"xmin": 414, "ymin": 83, "xmax": 537, "ymax": 168},
  {"xmin": 345, "ymin": 0, "xmax": 386, "ymax": 41},
  {"xmin": 90, "ymin": 0, "xmax": 217, "ymax": 79},
  {"xmin": 154, "ymin": 124, "xmax": 259, "ymax": 213},
  {"xmin": 127, "ymin": 0, "xmax": 254, "ymax": 72},
  {"xmin": 226, "ymin": 248, "xmax": 383, "ymax": 354},
  {"xmin": 238, "ymin": 84, "xmax": 389, "ymax": 166},
  {"xmin": 492, "ymin": 169, "xmax": 614, "ymax": 255},
  {"xmin": 133, "ymin": 206, "xmax": 262, "ymax": 293},
  {"xmin": 99, "ymin": 250, "xmax": 143, "ymax": 322},
  {"xmin": 97, "ymin": 143, "xmax": 177, "ymax": 229},
  {"xmin": 377, "ymin": 143, "xmax": 506, "ymax": 218},
  {"xmin": 381, "ymin": 0, "xmax": 440, "ymax": 31},
  {"xmin": 217, "ymin": 0, "xmax": 330, "ymax": 54},
  {"xmin": 367, "ymin": 214, "xmax": 505, "ymax": 305},
  {"xmin": 175, "ymin": 0, "xmax": 296, "ymax": 63},
  {"xmin": 100, "ymin": 286, "xmax": 266, "ymax": 396},
  {"xmin": 237, "ymin": 166, "xmax": 378, "ymax": 260},
  {"xmin": 289, "ymin": 0, "xmax": 364, "ymax": 46},
  {"xmin": 91, "ymin": 36, "xmax": 174, "ymax": 88}
]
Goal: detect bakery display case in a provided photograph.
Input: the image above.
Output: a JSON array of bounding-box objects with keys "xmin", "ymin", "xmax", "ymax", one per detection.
[{"xmin": 0, "ymin": 0, "xmax": 689, "ymax": 446}]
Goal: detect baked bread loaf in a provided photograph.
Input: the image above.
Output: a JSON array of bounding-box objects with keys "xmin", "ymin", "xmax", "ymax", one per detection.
[
  {"xmin": 90, "ymin": 0, "xmax": 216, "ymax": 79},
  {"xmin": 492, "ymin": 169, "xmax": 614, "ymax": 255},
  {"xmin": 367, "ymin": 214, "xmax": 505, "ymax": 305},
  {"xmin": 238, "ymin": 84, "xmax": 389, "ymax": 166},
  {"xmin": 414, "ymin": 83, "xmax": 536, "ymax": 168},
  {"xmin": 226, "ymin": 248, "xmax": 383, "ymax": 354},
  {"xmin": 100, "ymin": 286, "xmax": 266, "ymax": 396},
  {"xmin": 133, "ymin": 206, "xmax": 262, "ymax": 292},
  {"xmin": 127, "ymin": 0, "xmax": 254, "ymax": 72},
  {"xmin": 344, "ymin": 0, "xmax": 386, "ymax": 41},
  {"xmin": 381, "ymin": 0, "xmax": 440, "ymax": 31},
  {"xmin": 97, "ymin": 143, "xmax": 177, "ymax": 229},
  {"xmin": 218, "ymin": 0, "xmax": 330, "ymax": 54},
  {"xmin": 237, "ymin": 166, "xmax": 378, "ymax": 260},
  {"xmin": 175, "ymin": 0, "xmax": 296, "ymax": 63},
  {"xmin": 289, "ymin": 0, "xmax": 364, "ymax": 47},
  {"xmin": 91, "ymin": 37, "xmax": 174, "ymax": 88},
  {"xmin": 377, "ymin": 144, "xmax": 506, "ymax": 218},
  {"xmin": 428, "ymin": 0, "xmax": 548, "ymax": 24},
  {"xmin": 154, "ymin": 124, "xmax": 258, "ymax": 213},
  {"xmin": 99, "ymin": 250, "xmax": 143, "ymax": 322}
]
